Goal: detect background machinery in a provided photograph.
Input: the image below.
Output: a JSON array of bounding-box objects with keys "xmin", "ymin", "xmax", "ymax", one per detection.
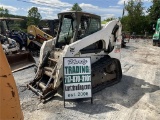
[
  {"xmin": 27, "ymin": 19, "xmax": 59, "ymax": 55},
  {"xmin": 0, "ymin": 17, "xmax": 28, "ymax": 49},
  {"xmin": 153, "ymin": 18, "xmax": 160, "ymax": 46},
  {"xmin": 0, "ymin": 17, "xmax": 35, "ymax": 72},
  {"xmin": 0, "ymin": 34, "xmax": 19, "ymax": 54},
  {"xmin": 28, "ymin": 11, "xmax": 122, "ymax": 101}
]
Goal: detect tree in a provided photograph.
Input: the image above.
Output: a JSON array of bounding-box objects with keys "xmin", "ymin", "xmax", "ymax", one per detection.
[
  {"xmin": 27, "ymin": 7, "xmax": 42, "ymax": 26},
  {"xmin": 71, "ymin": 3, "xmax": 82, "ymax": 11},
  {"xmin": 121, "ymin": 0, "xmax": 146, "ymax": 34},
  {"xmin": 0, "ymin": 7, "xmax": 9, "ymax": 17},
  {"xmin": 4, "ymin": 9, "xmax": 9, "ymax": 17},
  {"xmin": 147, "ymin": 0, "xmax": 160, "ymax": 31}
]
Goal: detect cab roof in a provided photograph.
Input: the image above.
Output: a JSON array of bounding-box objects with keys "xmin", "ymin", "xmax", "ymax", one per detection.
[
  {"xmin": 41, "ymin": 19, "xmax": 59, "ymax": 21},
  {"xmin": 58, "ymin": 11, "xmax": 100, "ymax": 20},
  {"xmin": 0, "ymin": 17, "xmax": 24, "ymax": 21}
]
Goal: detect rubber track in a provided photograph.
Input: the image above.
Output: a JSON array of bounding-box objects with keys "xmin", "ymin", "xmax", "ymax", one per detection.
[{"xmin": 91, "ymin": 56, "xmax": 122, "ymax": 94}]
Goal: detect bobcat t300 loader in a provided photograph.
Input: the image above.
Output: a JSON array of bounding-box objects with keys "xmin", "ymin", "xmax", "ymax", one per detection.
[{"xmin": 27, "ymin": 11, "xmax": 122, "ymax": 101}]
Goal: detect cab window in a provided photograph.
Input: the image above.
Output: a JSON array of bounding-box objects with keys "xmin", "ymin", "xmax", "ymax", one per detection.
[{"xmin": 77, "ymin": 16, "xmax": 100, "ymax": 39}]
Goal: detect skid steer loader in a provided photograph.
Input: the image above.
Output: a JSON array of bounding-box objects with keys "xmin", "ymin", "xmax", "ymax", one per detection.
[
  {"xmin": 27, "ymin": 19, "xmax": 59, "ymax": 55},
  {"xmin": 27, "ymin": 11, "xmax": 122, "ymax": 101},
  {"xmin": 0, "ymin": 17, "xmax": 35, "ymax": 72}
]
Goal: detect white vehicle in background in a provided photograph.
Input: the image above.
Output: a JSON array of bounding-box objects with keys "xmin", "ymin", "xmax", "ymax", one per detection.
[{"xmin": 0, "ymin": 34, "xmax": 19, "ymax": 54}]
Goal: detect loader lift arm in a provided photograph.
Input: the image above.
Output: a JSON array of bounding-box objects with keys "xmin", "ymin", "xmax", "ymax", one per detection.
[{"xmin": 27, "ymin": 19, "xmax": 59, "ymax": 54}]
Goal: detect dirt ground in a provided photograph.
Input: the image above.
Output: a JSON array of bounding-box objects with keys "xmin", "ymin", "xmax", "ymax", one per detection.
[{"xmin": 13, "ymin": 39, "xmax": 160, "ymax": 120}]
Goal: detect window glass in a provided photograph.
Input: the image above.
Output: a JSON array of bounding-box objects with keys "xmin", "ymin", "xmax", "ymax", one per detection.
[
  {"xmin": 58, "ymin": 18, "xmax": 73, "ymax": 42},
  {"xmin": 78, "ymin": 16, "xmax": 100, "ymax": 39},
  {"xmin": 87, "ymin": 18, "xmax": 100, "ymax": 35},
  {"xmin": 56, "ymin": 15, "xmax": 76, "ymax": 48}
]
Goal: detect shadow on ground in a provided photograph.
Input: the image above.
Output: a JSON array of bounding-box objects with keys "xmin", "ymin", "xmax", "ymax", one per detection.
[
  {"xmin": 124, "ymin": 46, "xmax": 137, "ymax": 50},
  {"xmin": 19, "ymin": 74, "xmax": 159, "ymax": 115},
  {"xmin": 66, "ymin": 75, "xmax": 160, "ymax": 114}
]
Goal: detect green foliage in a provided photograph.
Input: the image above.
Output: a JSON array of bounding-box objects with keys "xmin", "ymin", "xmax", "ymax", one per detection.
[
  {"xmin": 8, "ymin": 15, "xmax": 27, "ymax": 31},
  {"xmin": 147, "ymin": 0, "xmax": 160, "ymax": 33},
  {"xmin": 101, "ymin": 21, "xmax": 107, "ymax": 24},
  {"xmin": 120, "ymin": 0, "xmax": 160, "ymax": 35},
  {"xmin": 0, "ymin": 7, "xmax": 9, "ymax": 17},
  {"xmin": 20, "ymin": 18, "xmax": 27, "ymax": 31},
  {"xmin": 71, "ymin": 3, "xmax": 82, "ymax": 11},
  {"xmin": 8, "ymin": 18, "xmax": 27, "ymax": 32},
  {"xmin": 0, "ymin": 7, "xmax": 27, "ymax": 31},
  {"xmin": 27, "ymin": 7, "xmax": 42, "ymax": 26},
  {"xmin": 101, "ymin": 17, "xmax": 115, "ymax": 24},
  {"xmin": 121, "ymin": 0, "xmax": 146, "ymax": 34}
]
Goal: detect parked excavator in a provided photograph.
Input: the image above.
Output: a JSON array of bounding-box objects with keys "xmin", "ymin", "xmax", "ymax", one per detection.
[
  {"xmin": 27, "ymin": 19, "xmax": 59, "ymax": 55},
  {"xmin": 0, "ymin": 43, "xmax": 24, "ymax": 120},
  {"xmin": 0, "ymin": 17, "xmax": 35, "ymax": 72},
  {"xmin": 27, "ymin": 11, "xmax": 122, "ymax": 101}
]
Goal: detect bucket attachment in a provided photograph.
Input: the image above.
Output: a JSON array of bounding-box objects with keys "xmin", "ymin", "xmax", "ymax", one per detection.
[{"xmin": 6, "ymin": 51, "xmax": 35, "ymax": 72}]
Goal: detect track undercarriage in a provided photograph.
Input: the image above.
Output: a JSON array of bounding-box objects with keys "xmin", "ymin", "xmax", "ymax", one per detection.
[
  {"xmin": 27, "ymin": 54, "xmax": 122, "ymax": 102},
  {"xmin": 92, "ymin": 56, "xmax": 122, "ymax": 93}
]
